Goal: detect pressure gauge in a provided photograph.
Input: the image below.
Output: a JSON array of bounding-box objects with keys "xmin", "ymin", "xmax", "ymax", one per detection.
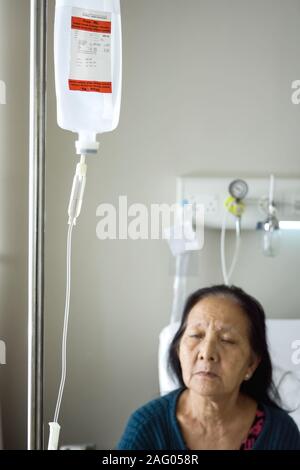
[{"xmin": 229, "ymin": 179, "xmax": 248, "ymax": 200}]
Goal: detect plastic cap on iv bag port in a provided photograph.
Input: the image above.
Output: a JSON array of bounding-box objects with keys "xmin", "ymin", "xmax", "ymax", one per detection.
[{"xmin": 75, "ymin": 132, "xmax": 100, "ymax": 155}]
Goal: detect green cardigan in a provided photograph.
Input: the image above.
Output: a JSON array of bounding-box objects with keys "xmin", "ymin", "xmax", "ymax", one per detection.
[{"xmin": 116, "ymin": 388, "xmax": 300, "ymax": 450}]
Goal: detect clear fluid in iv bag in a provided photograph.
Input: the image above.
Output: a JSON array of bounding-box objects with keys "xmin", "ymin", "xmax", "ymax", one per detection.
[{"xmin": 54, "ymin": 0, "xmax": 122, "ymax": 148}]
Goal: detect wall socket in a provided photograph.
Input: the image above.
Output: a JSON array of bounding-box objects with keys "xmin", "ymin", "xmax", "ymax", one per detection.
[{"xmin": 190, "ymin": 195, "xmax": 219, "ymax": 214}]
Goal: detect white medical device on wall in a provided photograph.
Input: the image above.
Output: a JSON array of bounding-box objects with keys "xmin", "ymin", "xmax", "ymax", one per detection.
[
  {"xmin": 256, "ymin": 175, "xmax": 281, "ymax": 257},
  {"xmin": 221, "ymin": 179, "xmax": 248, "ymax": 285},
  {"xmin": 48, "ymin": 0, "xmax": 122, "ymax": 450},
  {"xmin": 177, "ymin": 175, "xmax": 300, "ymax": 284},
  {"xmin": 178, "ymin": 176, "xmax": 300, "ymax": 230}
]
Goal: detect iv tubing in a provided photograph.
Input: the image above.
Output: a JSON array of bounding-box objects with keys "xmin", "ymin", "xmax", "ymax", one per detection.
[
  {"xmin": 48, "ymin": 154, "xmax": 87, "ymax": 450},
  {"xmin": 227, "ymin": 218, "xmax": 241, "ymax": 281},
  {"xmin": 53, "ymin": 220, "xmax": 74, "ymax": 423},
  {"xmin": 269, "ymin": 174, "xmax": 275, "ymax": 205},
  {"xmin": 170, "ymin": 252, "xmax": 190, "ymax": 324},
  {"xmin": 221, "ymin": 208, "xmax": 229, "ymax": 285},
  {"xmin": 220, "ymin": 203, "xmax": 241, "ymax": 286}
]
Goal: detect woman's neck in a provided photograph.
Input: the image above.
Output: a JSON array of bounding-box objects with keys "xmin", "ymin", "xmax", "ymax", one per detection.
[{"xmin": 179, "ymin": 388, "xmax": 249, "ymax": 428}]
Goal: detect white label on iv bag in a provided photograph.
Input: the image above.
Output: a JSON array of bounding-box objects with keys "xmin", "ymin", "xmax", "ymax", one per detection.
[{"xmin": 69, "ymin": 8, "xmax": 112, "ymax": 94}]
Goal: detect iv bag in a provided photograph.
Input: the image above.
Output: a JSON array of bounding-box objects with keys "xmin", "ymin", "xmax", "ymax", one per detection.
[{"xmin": 54, "ymin": 0, "xmax": 122, "ymax": 153}]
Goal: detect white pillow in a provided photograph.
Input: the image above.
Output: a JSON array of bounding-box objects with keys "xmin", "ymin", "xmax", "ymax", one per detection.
[{"xmin": 272, "ymin": 365, "xmax": 300, "ymax": 429}]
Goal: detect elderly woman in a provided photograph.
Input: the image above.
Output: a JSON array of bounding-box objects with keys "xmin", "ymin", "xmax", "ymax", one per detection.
[{"xmin": 116, "ymin": 285, "xmax": 300, "ymax": 450}]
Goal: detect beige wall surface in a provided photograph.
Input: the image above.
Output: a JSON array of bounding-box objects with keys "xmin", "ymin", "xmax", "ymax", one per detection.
[
  {"xmin": 0, "ymin": 0, "xmax": 30, "ymax": 450},
  {"xmin": 0, "ymin": 0, "xmax": 300, "ymax": 449}
]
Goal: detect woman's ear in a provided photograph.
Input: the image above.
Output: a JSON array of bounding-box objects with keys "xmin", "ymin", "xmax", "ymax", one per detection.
[{"xmin": 247, "ymin": 354, "xmax": 261, "ymax": 377}]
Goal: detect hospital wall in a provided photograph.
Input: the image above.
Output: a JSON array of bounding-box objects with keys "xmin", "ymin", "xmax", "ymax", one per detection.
[
  {"xmin": 0, "ymin": 0, "xmax": 30, "ymax": 450},
  {"xmin": 0, "ymin": 0, "xmax": 300, "ymax": 449}
]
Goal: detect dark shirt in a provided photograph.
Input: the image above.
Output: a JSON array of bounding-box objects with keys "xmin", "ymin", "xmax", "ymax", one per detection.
[{"xmin": 116, "ymin": 388, "xmax": 300, "ymax": 450}]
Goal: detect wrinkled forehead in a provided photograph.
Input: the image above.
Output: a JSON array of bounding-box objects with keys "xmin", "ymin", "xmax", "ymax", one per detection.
[{"xmin": 186, "ymin": 295, "xmax": 250, "ymax": 336}]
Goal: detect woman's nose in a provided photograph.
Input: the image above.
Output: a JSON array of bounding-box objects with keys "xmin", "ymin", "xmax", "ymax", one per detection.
[{"xmin": 198, "ymin": 339, "xmax": 218, "ymax": 362}]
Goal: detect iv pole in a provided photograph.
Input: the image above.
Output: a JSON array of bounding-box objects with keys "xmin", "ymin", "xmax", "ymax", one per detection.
[{"xmin": 28, "ymin": 0, "xmax": 48, "ymax": 450}]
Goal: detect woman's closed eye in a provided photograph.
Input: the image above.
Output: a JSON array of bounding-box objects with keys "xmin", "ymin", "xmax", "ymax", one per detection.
[
  {"xmin": 188, "ymin": 333, "xmax": 204, "ymax": 339},
  {"xmin": 220, "ymin": 337, "xmax": 236, "ymax": 344}
]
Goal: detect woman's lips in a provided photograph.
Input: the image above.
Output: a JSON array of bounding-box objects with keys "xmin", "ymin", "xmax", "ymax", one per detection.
[{"xmin": 194, "ymin": 371, "xmax": 218, "ymax": 378}]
